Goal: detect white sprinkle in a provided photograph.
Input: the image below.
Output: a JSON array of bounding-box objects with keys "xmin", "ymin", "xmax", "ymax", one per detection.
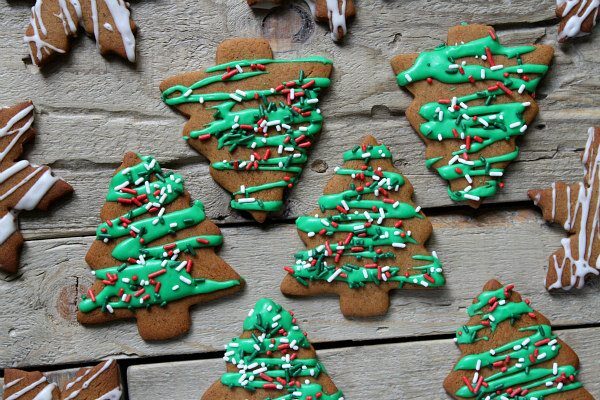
[
  {"xmin": 518, "ymin": 84, "xmax": 526, "ymax": 94},
  {"xmin": 464, "ymin": 193, "xmax": 481, "ymax": 201},
  {"xmin": 327, "ymin": 269, "xmax": 343, "ymax": 282},
  {"xmin": 180, "ymin": 276, "xmax": 192, "ymax": 285},
  {"xmin": 489, "ymin": 171, "xmax": 503, "ymax": 177},
  {"xmin": 509, "ymin": 121, "xmax": 521, "ymax": 129},
  {"xmin": 520, "ymin": 124, "xmax": 528, "ymax": 133},
  {"xmin": 237, "ymin": 197, "xmax": 256, "ymax": 203},
  {"xmin": 230, "ymin": 94, "xmax": 243, "ymax": 102},
  {"xmin": 404, "ymin": 74, "xmax": 412, "ymax": 82},
  {"xmin": 490, "ymin": 64, "xmax": 504, "ymax": 70}
]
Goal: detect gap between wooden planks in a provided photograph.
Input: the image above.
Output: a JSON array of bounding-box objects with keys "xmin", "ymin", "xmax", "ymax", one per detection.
[
  {"xmin": 1, "ymin": 326, "xmax": 598, "ymax": 399},
  {"xmin": 2, "ymin": 208, "xmax": 600, "ymax": 370}
]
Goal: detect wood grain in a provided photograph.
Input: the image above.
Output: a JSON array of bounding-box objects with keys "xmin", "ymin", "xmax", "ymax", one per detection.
[
  {"xmin": 0, "ymin": 0, "xmax": 599, "ymax": 397},
  {"xmin": 126, "ymin": 327, "xmax": 600, "ymax": 399},
  {"xmin": 2, "ymin": 209, "xmax": 600, "ymax": 368}
]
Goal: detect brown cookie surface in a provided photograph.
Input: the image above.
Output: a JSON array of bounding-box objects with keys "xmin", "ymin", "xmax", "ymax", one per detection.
[
  {"xmin": 391, "ymin": 24, "xmax": 553, "ymax": 208},
  {"xmin": 3, "ymin": 359, "xmax": 122, "ymax": 400},
  {"xmin": 2, "ymin": 369, "xmax": 60, "ymax": 400},
  {"xmin": 280, "ymin": 135, "xmax": 445, "ymax": 317},
  {"xmin": 201, "ymin": 298, "xmax": 344, "ymax": 400},
  {"xmin": 0, "ymin": 101, "xmax": 73, "ymax": 274},
  {"xmin": 444, "ymin": 279, "xmax": 593, "ymax": 399},
  {"xmin": 556, "ymin": 0, "xmax": 600, "ymax": 42},
  {"xmin": 61, "ymin": 359, "xmax": 122, "ymax": 399},
  {"xmin": 76, "ymin": 153, "xmax": 244, "ymax": 341},
  {"xmin": 160, "ymin": 38, "xmax": 333, "ymax": 223},
  {"xmin": 24, "ymin": 0, "xmax": 136, "ymax": 67},
  {"xmin": 529, "ymin": 127, "xmax": 600, "ymax": 291}
]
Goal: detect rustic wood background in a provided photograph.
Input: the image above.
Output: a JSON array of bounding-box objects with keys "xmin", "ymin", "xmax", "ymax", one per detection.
[{"xmin": 1, "ymin": 0, "xmax": 599, "ymax": 398}]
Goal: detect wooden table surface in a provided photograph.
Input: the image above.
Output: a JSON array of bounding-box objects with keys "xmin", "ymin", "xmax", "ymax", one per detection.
[{"xmin": 0, "ymin": 0, "xmax": 599, "ymax": 399}]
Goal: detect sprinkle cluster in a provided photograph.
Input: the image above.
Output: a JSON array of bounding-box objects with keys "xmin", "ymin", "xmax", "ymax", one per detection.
[
  {"xmin": 396, "ymin": 30, "xmax": 550, "ymax": 203},
  {"xmin": 285, "ymin": 141, "xmax": 444, "ymax": 289},
  {"xmin": 452, "ymin": 284, "xmax": 584, "ymax": 399},
  {"xmin": 162, "ymin": 57, "xmax": 332, "ymax": 214},
  {"xmin": 79, "ymin": 155, "xmax": 240, "ymax": 314},
  {"xmin": 220, "ymin": 298, "xmax": 344, "ymax": 400}
]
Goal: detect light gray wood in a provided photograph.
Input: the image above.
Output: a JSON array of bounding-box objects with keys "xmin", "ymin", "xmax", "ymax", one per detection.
[
  {"xmin": 126, "ymin": 326, "xmax": 600, "ymax": 399},
  {"xmin": 2, "ymin": 209, "xmax": 600, "ymax": 368},
  {"xmin": 1, "ymin": 0, "xmax": 599, "ymax": 396}
]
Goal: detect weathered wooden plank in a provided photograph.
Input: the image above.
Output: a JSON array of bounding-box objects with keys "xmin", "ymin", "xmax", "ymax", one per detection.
[
  {"xmin": 2, "ymin": 208, "xmax": 600, "ymax": 368},
  {"xmin": 0, "ymin": 2, "xmax": 597, "ymax": 233},
  {"xmin": 126, "ymin": 326, "xmax": 600, "ymax": 399},
  {"xmin": 9, "ymin": 114, "xmax": 594, "ymax": 238}
]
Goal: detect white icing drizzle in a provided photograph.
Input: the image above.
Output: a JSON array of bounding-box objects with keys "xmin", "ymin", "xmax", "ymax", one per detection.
[
  {"xmin": 305, "ymin": 0, "xmax": 348, "ymax": 41},
  {"xmin": 58, "ymin": 0, "xmax": 79, "ymax": 34},
  {"xmin": 0, "ymin": 211, "xmax": 18, "ymax": 244},
  {"xmin": 96, "ymin": 387, "xmax": 122, "ymax": 400},
  {"xmin": 2, "ymin": 378, "xmax": 22, "ymax": 390},
  {"xmin": 34, "ymin": 0, "xmax": 48, "ymax": 36},
  {"xmin": 63, "ymin": 360, "xmax": 114, "ymax": 400},
  {"xmin": 4, "ymin": 376, "xmax": 53, "ymax": 400},
  {"xmin": 548, "ymin": 127, "xmax": 600, "ymax": 289},
  {"xmin": 65, "ymin": 367, "xmax": 91, "ymax": 390},
  {"xmin": 557, "ymin": 0, "xmax": 600, "ymax": 40},
  {"xmin": 104, "ymin": 22, "xmax": 114, "ymax": 31},
  {"xmin": 23, "ymin": 7, "xmax": 66, "ymax": 64},
  {"xmin": 32, "ymin": 383, "xmax": 57, "ymax": 400},
  {"xmin": 90, "ymin": 0, "xmax": 136, "ymax": 62},
  {"xmin": 0, "ymin": 104, "xmax": 60, "ymax": 246}
]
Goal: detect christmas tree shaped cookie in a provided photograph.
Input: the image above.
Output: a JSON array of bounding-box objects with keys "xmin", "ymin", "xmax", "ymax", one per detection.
[
  {"xmin": 529, "ymin": 127, "xmax": 600, "ymax": 291},
  {"xmin": 0, "ymin": 101, "xmax": 73, "ymax": 274},
  {"xmin": 77, "ymin": 153, "xmax": 244, "ymax": 340},
  {"xmin": 391, "ymin": 24, "xmax": 553, "ymax": 207},
  {"xmin": 160, "ymin": 38, "xmax": 333, "ymax": 223},
  {"xmin": 445, "ymin": 280, "xmax": 592, "ymax": 399},
  {"xmin": 202, "ymin": 298, "xmax": 344, "ymax": 400},
  {"xmin": 281, "ymin": 136, "xmax": 445, "ymax": 317}
]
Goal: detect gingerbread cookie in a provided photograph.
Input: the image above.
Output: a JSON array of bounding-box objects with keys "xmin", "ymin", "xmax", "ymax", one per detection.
[
  {"xmin": 557, "ymin": 0, "xmax": 599, "ymax": 42},
  {"xmin": 0, "ymin": 101, "xmax": 73, "ymax": 274},
  {"xmin": 2, "ymin": 370, "xmax": 59, "ymax": 400},
  {"xmin": 280, "ymin": 136, "xmax": 445, "ymax": 317},
  {"xmin": 160, "ymin": 38, "xmax": 333, "ymax": 223},
  {"xmin": 77, "ymin": 153, "xmax": 244, "ymax": 340},
  {"xmin": 247, "ymin": 1, "xmax": 355, "ymax": 41},
  {"xmin": 202, "ymin": 298, "xmax": 344, "ymax": 400},
  {"xmin": 529, "ymin": 127, "xmax": 600, "ymax": 291},
  {"xmin": 444, "ymin": 280, "xmax": 592, "ymax": 399},
  {"xmin": 391, "ymin": 24, "xmax": 553, "ymax": 207},
  {"xmin": 24, "ymin": 0, "xmax": 136, "ymax": 67},
  {"xmin": 3, "ymin": 359, "xmax": 122, "ymax": 400}
]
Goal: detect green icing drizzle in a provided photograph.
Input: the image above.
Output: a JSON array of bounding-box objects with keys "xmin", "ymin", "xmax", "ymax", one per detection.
[
  {"xmin": 162, "ymin": 57, "xmax": 332, "ymax": 214},
  {"xmin": 220, "ymin": 298, "xmax": 344, "ymax": 400},
  {"xmin": 452, "ymin": 284, "xmax": 583, "ymax": 399},
  {"xmin": 396, "ymin": 33, "xmax": 550, "ymax": 203},
  {"xmin": 78, "ymin": 155, "xmax": 241, "ymax": 313},
  {"xmin": 285, "ymin": 142, "xmax": 445, "ymax": 289}
]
